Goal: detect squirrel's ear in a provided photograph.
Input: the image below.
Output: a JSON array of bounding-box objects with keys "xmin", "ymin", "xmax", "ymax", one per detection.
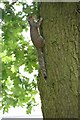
[{"xmin": 28, "ymin": 16, "xmax": 34, "ymax": 19}]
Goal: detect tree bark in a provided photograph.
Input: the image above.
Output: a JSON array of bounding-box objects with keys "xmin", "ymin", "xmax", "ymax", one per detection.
[{"xmin": 37, "ymin": 2, "xmax": 79, "ymax": 118}]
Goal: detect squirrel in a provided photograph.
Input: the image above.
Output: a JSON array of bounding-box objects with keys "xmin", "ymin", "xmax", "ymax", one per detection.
[{"xmin": 28, "ymin": 16, "xmax": 47, "ymax": 79}]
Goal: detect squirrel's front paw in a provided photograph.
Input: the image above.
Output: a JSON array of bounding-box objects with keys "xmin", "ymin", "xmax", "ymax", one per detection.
[{"xmin": 40, "ymin": 17, "xmax": 43, "ymax": 21}]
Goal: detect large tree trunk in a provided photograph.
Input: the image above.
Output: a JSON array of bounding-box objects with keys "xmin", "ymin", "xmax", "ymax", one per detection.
[{"xmin": 37, "ymin": 2, "xmax": 79, "ymax": 118}]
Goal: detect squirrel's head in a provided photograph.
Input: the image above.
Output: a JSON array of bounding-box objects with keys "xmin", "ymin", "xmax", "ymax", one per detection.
[{"xmin": 28, "ymin": 16, "xmax": 34, "ymax": 23}]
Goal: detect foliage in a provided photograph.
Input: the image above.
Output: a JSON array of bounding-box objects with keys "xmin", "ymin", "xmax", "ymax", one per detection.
[{"xmin": 1, "ymin": 1, "xmax": 39, "ymax": 114}]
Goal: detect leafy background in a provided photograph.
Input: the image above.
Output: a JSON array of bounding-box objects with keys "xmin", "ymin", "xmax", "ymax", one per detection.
[{"xmin": 1, "ymin": 0, "xmax": 39, "ymax": 114}]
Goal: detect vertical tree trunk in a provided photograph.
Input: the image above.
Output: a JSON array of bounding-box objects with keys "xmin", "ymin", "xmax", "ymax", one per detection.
[{"xmin": 37, "ymin": 3, "xmax": 79, "ymax": 118}]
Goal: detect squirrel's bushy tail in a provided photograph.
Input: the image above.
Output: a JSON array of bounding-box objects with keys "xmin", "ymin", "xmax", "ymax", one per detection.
[{"xmin": 37, "ymin": 49, "xmax": 47, "ymax": 79}]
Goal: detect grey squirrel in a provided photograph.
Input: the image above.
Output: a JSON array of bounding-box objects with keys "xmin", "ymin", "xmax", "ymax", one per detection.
[{"xmin": 28, "ymin": 16, "xmax": 47, "ymax": 79}]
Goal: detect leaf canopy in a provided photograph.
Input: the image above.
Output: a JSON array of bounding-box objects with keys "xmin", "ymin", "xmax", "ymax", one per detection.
[{"xmin": 1, "ymin": 1, "xmax": 39, "ymax": 114}]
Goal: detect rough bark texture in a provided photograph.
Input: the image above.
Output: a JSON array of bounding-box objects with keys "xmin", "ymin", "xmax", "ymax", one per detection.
[{"xmin": 37, "ymin": 2, "xmax": 80, "ymax": 118}]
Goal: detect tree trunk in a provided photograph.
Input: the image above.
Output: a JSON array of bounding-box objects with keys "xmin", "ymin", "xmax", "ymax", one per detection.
[{"xmin": 37, "ymin": 2, "xmax": 79, "ymax": 118}]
